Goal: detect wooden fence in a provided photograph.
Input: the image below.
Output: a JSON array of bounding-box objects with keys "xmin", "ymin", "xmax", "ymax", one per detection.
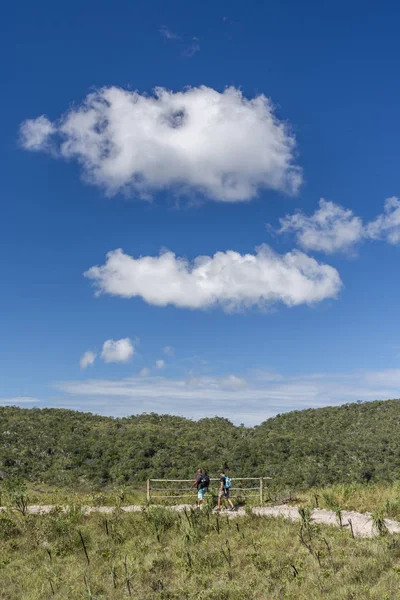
[{"xmin": 147, "ymin": 477, "xmax": 272, "ymax": 504}]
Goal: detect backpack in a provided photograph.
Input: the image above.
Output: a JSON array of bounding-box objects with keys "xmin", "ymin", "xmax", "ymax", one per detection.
[
  {"xmin": 224, "ymin": 476, "xmax": 232, "ymax": 489},
  {"xmin": 200, "ymin": 474, "xmax": 210, "ymax": 489}
]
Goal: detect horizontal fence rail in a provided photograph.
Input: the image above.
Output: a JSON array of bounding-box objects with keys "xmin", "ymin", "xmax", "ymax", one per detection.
[{"xmin": 147, "ymin": 477, "xmax": 272, "ymax": 504}]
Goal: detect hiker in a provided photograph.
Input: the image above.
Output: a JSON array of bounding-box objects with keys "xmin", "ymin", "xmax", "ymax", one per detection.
[
  {"xmin": 192, "ymin": 468, "xmax": 209, "ymax": 507},
  {"xmin": 217, "ymin": 470, "xmax": 235, "ymax": 511}
]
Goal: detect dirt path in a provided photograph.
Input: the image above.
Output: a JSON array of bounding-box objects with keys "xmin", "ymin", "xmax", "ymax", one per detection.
[{"xmin": 2, "ymin": 503, "xmax": 400, "ymax": 538}]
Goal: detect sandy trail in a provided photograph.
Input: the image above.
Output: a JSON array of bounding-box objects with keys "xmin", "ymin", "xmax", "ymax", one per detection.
[{"xmin": 2, "ymin": 503, "xmax": 400, "ymax": 538}]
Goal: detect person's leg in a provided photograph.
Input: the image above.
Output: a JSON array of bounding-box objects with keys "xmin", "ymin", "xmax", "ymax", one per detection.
[
  {"xmin": 219, "ymin": 489, "xmax": 228, "ymax": 509},
  {"xmin": 200, "ymin": 488, "xmax": 206, "ymax": 507},
  {"xmin": 217, "ymin": 490, "xmax": 222, "ymax": 510},
  {"xmin": 225, "ymin": 489, "xmax": 234, "ymax": 509}
]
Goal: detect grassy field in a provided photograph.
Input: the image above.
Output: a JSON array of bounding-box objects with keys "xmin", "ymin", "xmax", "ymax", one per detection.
[
  {"xmin": 12, "ymin": 480, "xmax": 400, "ymax": 514},
  {"xmin": 10, "ymin": 482, "xmax": 147, "ymax": 508},
  {"xmin": 2, "ymin": 494, "xmax": 400, "ymax": 599},
  {"xmin": 3, "ymin": 482, "xmax": 400, "ymax": 598},
  {"xmin": 0, "ymin": 480, "xmax": 263, "ymax": 509},
  {"xmin": 284, "ymin": 482, "xmax": 400, "ymax": 524}
]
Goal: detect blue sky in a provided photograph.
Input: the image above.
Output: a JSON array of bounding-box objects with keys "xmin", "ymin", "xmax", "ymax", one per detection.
[{"xmin": 1, "ymin": 0, "xmax": 400, "ymax": 424}]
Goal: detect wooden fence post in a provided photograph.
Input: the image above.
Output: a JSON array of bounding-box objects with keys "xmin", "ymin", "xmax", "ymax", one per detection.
[
  {"xmin": 147, "ymin": 479, "xmax": 151, "ymax": 504},
  {"xmin": 259, "ymin": 477, "xmax": 264, "ymax": 504}
]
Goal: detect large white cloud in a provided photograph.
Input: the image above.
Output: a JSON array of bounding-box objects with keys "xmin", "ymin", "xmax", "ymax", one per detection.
[
  {"xmin": 84, "ymin": 245, "xmax": 341, "ymax": 311},
  {"xmin": 19, "ymin": 85, "xmax": 302, "ymax": 201},
  {"xmin": 365, "ymin": 197, "xmax": 400, "ymax": 245},
  {"xmin": 101, "ymin": 338, "xmax": 135, "ymax": 363},
  {"xmin": 278, "ymin": 199, "xmax": 364, "ymax": 253}
]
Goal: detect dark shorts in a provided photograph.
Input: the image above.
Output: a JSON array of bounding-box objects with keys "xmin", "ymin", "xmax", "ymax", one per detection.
[{"xmin": 219, "ymin": 488, "xmax": 230, "ymax": 499}]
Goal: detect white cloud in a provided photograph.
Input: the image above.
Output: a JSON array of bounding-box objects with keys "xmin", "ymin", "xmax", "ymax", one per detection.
[
  {"xmin": 363, "ymin": 368, "xmax": 400, "ymax": 387},
  {"xmin": 365, "ymin": 197, "xmax": 400, "ymax": 245},
  {"xmin": 19, "ymin": 85, "xmax": 302, "ymax": 201},
  {"xmin": 183, "ymin": 40, "xmax": 200, "ymax": 57},
  {"xmin": 19, "ymin": 115, "xmax": 55, "ymax": 150},
  {"xmin": 54, "ymin": 368, "xmax": 400, "ymax": 425},
  {"xmin": 220, "ymin": 375, "xmax": 247, "ymax": 389},
  {"xmin": 162, "ymin": 346, "xmax": 175, "ymax": 357},
  {"xmin": 276, "ymin": 197, "xmax": 400, "ymax": 254},
  {"xmin": 278, "ymin": 199, "xmax": 364, "ymax": 253},
  {"xmin": 80, "ymin": 351, "xmax": 97, "ymax": 369},
  {"xmin": 0, "ymin": 397, "xmax": 41, "ymax": 405},
  {"xmin": 101, "ymin": 338, "xmax": 135, "ymax": 363},
  {"xmin": 84, "ymin": 245, "xmax": 341, "ymax": 312},
  {"xmin": 139, "ymin": 368, "xmax": 150, "ymax": 377},
  {"xmin": 159, "ymin": 25, "xmax": 179, "ymax": 40},
  {"xmin": 156, "ymin": 359, "xmax": 165, "ymax": 369},
  {"xmin": 250, "ymin": 368, "xmax": 284, "ymax": 382}
]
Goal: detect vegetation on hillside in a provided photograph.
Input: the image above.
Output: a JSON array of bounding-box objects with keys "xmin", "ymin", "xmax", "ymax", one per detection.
[{"xmin": 1, "ymin": 398, "xmax": 400, "ymax": 488}]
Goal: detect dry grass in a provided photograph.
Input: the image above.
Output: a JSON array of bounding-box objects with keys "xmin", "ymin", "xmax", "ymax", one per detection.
[
  {"xmin": 20, "ymin": 482, "xmax": 147, "ymax": 507},
  {"xmin": 297, "ymin": 482, "xmax": 400, "ymax": 519},
  {"xmin": 1, "ymin": 500, "xmax": 400, "ymax": 599}
]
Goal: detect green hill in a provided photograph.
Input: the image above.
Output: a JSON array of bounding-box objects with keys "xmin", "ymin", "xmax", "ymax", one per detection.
[{"xmin": 1, "ymin": 399, "xmax": 400, "ymax": 487}]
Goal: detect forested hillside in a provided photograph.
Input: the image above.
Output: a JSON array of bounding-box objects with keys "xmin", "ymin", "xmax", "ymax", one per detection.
[{"xmin": 1, "ymin": 399, "xmax": 400, "ymax": 488}]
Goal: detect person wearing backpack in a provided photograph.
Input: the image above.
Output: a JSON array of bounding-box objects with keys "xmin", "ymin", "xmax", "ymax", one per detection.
[
  {"xmin": 217, "ymin": 470, "xmax": 235, "ymax": 511},
  {"xmin": 192, "ymin": 468, "xmax": 210, "ymax": 507}
]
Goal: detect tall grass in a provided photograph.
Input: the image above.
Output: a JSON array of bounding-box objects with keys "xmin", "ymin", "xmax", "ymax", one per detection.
[
  {"xmin": 298, "ymin": 482, "xmax": 400, "ymax": 519},
  {"xmin": 1, "ymin": 500, "xmax": 400, "ymax": 599},
  {"xmin": 19, "ymin": 482, "xmax": 147, "ymax": 507}
]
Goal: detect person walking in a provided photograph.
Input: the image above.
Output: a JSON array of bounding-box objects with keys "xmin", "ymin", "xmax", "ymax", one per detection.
[
  {"xmin": 192, "ymin": 468, "xmax": 209, "ymax": 507},
  {"xmin": 217, "ymin": 470, "xmax": 235, "ymax": 511}
]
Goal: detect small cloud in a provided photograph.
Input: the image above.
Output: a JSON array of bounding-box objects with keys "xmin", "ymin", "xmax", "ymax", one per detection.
[
  {"xmin": 365, "ymin": 197, "xmax": 400, "ymax": 245},
  {"xmin": 140, "ymin": 368, "xmax": 150, "ymax": 377},
  {"xmin": 276, "ymin": 197, "xmax": 400, "ymax": 254},
  {"xmin": 160, "ymin": 25, "xmax": 180, "ymax": 40},
  {"xmin": 0, "ymin": 397, "xmax": 41, "ymax": 405},
  {"xmin": 20, "ymin": 115, "xmax": 56, "ymax": 151},
  {"xmin": 250, "ymin": 368, "xmax": 284, "ymax": 382},
  {"xmin": 101, "ymin": 338, "xmax": 135, "ymax": 364},
  {"xmin": 156, "ymin": 359, "xmax": 165, "ymax": 369},
  {"xmin": 277, "ymin": 199, "xmax": 364, "ymax": 254},
  {"xmin": 183, "ymin": 40, "xmax": 200, "ymax": 57},
  {"xmin": 220, "ymin": 375, "xmax": 247, "ymax": 389},
  {"xmin": 80, "ymin": 351, "xmax": 97, "ymax": 369},
  {"xmin": 163, "ymin": 346, "xmax": 175, "ymax": 357}
]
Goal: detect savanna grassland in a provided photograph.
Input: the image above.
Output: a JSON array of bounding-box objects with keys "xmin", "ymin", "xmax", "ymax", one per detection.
[
  {"xmin": 3, "ymin": 401, "xmax": 400, "ymax": 599},
  {"xmin": 2, "ymin": 501, "xmax": 400, "ymax": 600}
]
